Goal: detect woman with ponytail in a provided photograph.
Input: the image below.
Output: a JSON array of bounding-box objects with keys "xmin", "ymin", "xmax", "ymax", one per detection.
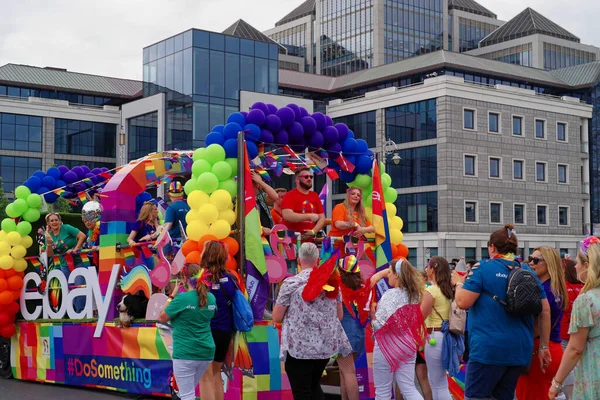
[
  {"xmin": 158, "ymin": 263, "xmax": 217, "ymax": 400},
  {"xmin": 549, "ymin": 237, "xmax": 600, "ymax": 399}
]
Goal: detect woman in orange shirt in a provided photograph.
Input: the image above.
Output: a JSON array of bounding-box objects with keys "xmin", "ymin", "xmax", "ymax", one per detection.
[{"xmin": 329, "ymin": 187, "xmax": 374, "ymax": 240}]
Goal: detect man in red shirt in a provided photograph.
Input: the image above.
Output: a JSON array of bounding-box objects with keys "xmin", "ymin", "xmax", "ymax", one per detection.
[{"xmin": 281, "ymin": 168, "xmax": 326, "ymax": 241}]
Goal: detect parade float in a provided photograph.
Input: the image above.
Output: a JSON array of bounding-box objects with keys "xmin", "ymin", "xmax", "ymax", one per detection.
[{"xmin": 0, "ymin": 102, "xmax": 456, "ymax": 400}]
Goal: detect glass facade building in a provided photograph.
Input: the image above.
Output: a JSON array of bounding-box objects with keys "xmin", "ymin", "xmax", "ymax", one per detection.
[
  {"xmin": 0, "ymin": 156, "xmax": 42, "ymax": 192},
  {"xmin": 333, "ymin": 110, "xmax": 377, "ymax": 148},
  {"xmin": 458, "ymin": 18, "xmax": 496, "ymax": 52},
  {"xmin": 396, "ymin": 191, "xmax": 438, "ymax": 233},
  {"xmin": 0, "ymin": 113, "xmax": 42, "ymax": 152},
  {"xmin": 270, "ymin": 25, "xmax": 309, "ymax": 71},
  {"xmin": 128, "ymin": 112, "xmax": 158, "ymax": 160},
  {"xmin": 543, "ymin": 43, "xmax": 597, "ymax": 70},
  {"xmin": 384, "ymin": 0, "xmax": 443, "ymax": 63},
  {"xmin": 385, "ymin": 99, "xmax": 437, "ymax": 144},
  {"xmin": 54, "ymin": 119, "xmax": 117, "ymax": 157},
  {"xmin": 386, "ymin": 145, "xmax": 437, "ymax": 188},
  {"xmin": 0, "ymin": 85, "xmax": 122, "ymax": 106},
  {"xmin": 479, "ymin": 43, "xmax": 533, "ymax": 67}
]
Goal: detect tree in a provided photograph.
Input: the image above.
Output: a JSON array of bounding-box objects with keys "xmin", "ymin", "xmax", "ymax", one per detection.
[
  {"xmin": 51, "ymin": 197, "xmax": 73, "ymax": 213},
  {"xmin": 0, "ymin": 178, "xmax": 9, "ymax": 221}
]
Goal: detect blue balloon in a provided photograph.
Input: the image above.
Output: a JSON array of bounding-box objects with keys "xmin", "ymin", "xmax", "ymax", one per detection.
[
  {"xmin": 244, "ymin": 124, "xmax": 261, "ymax": 142},
  {"xmin": 212, "ymin": 125, "xmax": 225, "ymax": 134},
  {"xmin": 44, "ymin": 192, "xmax": 59, "ymax": 203},
  {"xmin": 56, "ymin": 180, "xmax": 66, "ymax": 189},
  {"xmin": 347, "ymin": 129, "xmax": 355, "ymax": 139},
  {"xmin": 354, "ymin": 155, "xmax": 372, "ymax": 174},
  {"xmin": 342, "ymin": 138, "xmax": 358, "ymax": 154},
  {"xmin": 141, "ymin": 192, "xmax": 152, "ymax": 202},
  {"xmin": 223, "ymin": 138, "xmax": 238, "ymax": 158},
  {"xmin": 345, "ymin": 155, "xmax": 356, "ymax": 166},
  {"xmin": 227, "ymin": 112, "xmax": 246, "ymax": 127},
  {"xmin": 356, "ymin": 139, "xmax": 368, "ymax": 154},
  {"xmin": 340, "ymin": 171, "xmax": 357, "ymax": 183},
  {"xmin": 223, "ymin": 122, "xmax": 243, "ymax": 140},
  {"xmin": 246, "ymin": 141, "xmax": 259, "ymax": 159},
  {"xmin": 33, "ymin": 170, "xmax": 45, "ymax": 180},
  {"xmin": 37, "ymin": 187, "xmax": 49, "ymax": 195},
  {"xmin": 206, "ymin": 132, "xmax": 225, "ymax": 146},
  {"xmin": 42, "ymin": 176, "xmax": 56, "ymax": 189},
  {"xmin": 25, "ymin": 176, "xmax": 42, "ymax": 192},
  {"xmin": 46, "ymin": 167, "xmax": 61, "ymax": 180},
  {"xmin": 328, "ymin": 158, "xmax": 341, "ymax": 171}
]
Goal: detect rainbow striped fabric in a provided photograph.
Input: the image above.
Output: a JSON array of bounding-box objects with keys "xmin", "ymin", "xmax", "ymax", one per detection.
[{"xmin": 145, "ymin": 160, "xmax": 157, "ymax": 181}]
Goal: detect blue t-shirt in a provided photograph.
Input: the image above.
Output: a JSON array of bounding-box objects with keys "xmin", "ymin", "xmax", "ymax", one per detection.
[
  {"xmin": 543, "ymin": 279, "xmax": 564, "ymax": 343},
  {"xmin": 462, "ymin": 258, "xmax": 547, "ymax": 366},
  {"xmin": 208, "ymin": 273, "xmax": 237, "ymax": 332},
  {"xmin": 165, "ymin": 200, "xmax": 190, "ymax": 240}
]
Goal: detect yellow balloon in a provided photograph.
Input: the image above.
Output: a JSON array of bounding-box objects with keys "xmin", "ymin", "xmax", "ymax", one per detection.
[
  {"xmin": 20, "ymin": 235, "xmax": 33, "ymax": 248},
  {"xmin": 0, "ymin": 230, "xmax": 6, "ymax": 241},
  {"xmin": 0, "ymin": 241, "xmax": 10, "ymax": 256},
  {"xmin": 0, "ymin": 254, "xmax": 13, "ymax": 270},
  {"xmin": 186, "ymin": 220, "xmax": 209, "ymax": 242},
  {"xmin": 390, "ymin": 216, "xmax": 404, "ymax": 231},
  {"xmin": 228, "ymin": 202, "xmax": 235, "ymax": 210},
  {"xmin": 198, "ymin": 204, "xmax": 219, "ymax": 225},
  {"xmin": 219, "ymin": 209, "xmax": 237, "ymax": 226},
  {"xmin": 11, "ymin": 245, "xmax": 26, "ymax": 259},
  {"xmin": 185, "ymin": 209, "xmax": 202, "ymax": 224},
  {"xmin": 208, "ymin": 219, "xmax": 231, "ymax": 240},
  {"xmin": 6, "ymin": 231, "xmax": 21, "ymax": 246},
  {"xmin": 13, "ymin": 258, "xmax": 28, "ymax": 272},
  {"xmin": 210, "ymin": 190, "xmax": 233, "ymax": 211},
  {"xmin": 386, "ymin": 202, "xmax": 397, "ymax": 216},
  {"xmin": 364, "ymin": 206, "xmax": 373, "ymax": 219},
  {"xmin": 188, "ymin": 191, "xmax": 210, "ymax": 210},
  {"xmin": 390, "ymin": 229, "xmax": 403, "ymax": 245}
]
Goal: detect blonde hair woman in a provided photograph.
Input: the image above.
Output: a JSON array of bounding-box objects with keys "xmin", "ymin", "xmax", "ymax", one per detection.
[
  {"xmin": 516, "ymin": 246, "xmax": 568, "ymax": 399},
  {"xmin": 549, "ymin": 237, "xmax": 600, "ymax": 399},
  {"xmin": 127, "ymin": 201, "xmax": 161, "ymax": 246},
  {"xmin": 329, "ymin": 187, "xmax": 374, "ymax": 251}
]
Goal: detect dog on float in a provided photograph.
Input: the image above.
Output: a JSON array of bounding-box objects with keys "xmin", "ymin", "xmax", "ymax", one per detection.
[{"xmin": 118, "ymin": 291, "xmax": 149, "ymax": 328}]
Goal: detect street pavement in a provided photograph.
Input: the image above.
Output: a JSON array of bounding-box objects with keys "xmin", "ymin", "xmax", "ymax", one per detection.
[{"xmin": 0, "ymin": 378, "xmax": 155, "ymax": 399}]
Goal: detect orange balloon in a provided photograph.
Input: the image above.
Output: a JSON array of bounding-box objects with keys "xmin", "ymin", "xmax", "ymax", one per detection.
[
  {"xmin": 7, "ymin": 276, "xmax": 23, "ymax": 291},
  {"xmin": 0, "ymin": 291, "xmax": 13, "ymax": 306},
  {"xmin": 185, "ymin": 251, "xmax": 202, "ymax": 265},
  {"xmin": 226, "ymin": 255, "xmax": 238, "ymax": 272},
  {"xmin": 4, "ymin": 269, "xmax": 16, "ymax": 278},
  {"xmin": 0, "ymin": 324, "xmax": 16, "ymax": 338},
  {"xmin": 11, "ymin": 290, "xmax": 19, "ymax": 301},
  {"xmin": 223, "ymin": 237, "xmax": 239, "ymax": 256},
  {"xmin": 391, "ymin": 245, "xmax": 401, "ymax": 259},
  {"xmin": 16, "ymin": 271, "xmax": 24, "ymax": 278},
  {"xmin": 181, "ymin": 240, "xmax": 199, "ymax": 257},
  {"xmin": 6, "ymin": 302, "xmax": 19, "ymax": 315},
  {"xmin": 396, "ymin": 244, "xmax": 409, "ymax": 259},
  {"xmin": 0, "ymin": 270, "xmax": 5, "ymax": 279},
  {"xmin": 198, "ymin": 235, "xmax": 218, "ymax": 253},
  {"xmin": 0, "ymin": 279, "xmax": 7, "ymax": 292}
]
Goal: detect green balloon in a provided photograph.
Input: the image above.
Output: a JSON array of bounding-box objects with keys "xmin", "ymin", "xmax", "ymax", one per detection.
[
  {"xmin": 192, "ymin": 159, "xmax": 212, "ymax": 178},
  {"xmin": 204, "ymin": 144, "xmax": 226, "ymax": 165},
  {"xmin": 14, "ymin": 185, "xmax": 31, "ymax": 200},
  {"xmin": 382, "ymin": 173, "xmax": 392, "ymax": 190},
  {"xmin": 353, "ymin": 174, "xmax": 371, "ymax": 189},
  {"xmin": 16, "ymin": 221, "xmax": 32, "ymax": 236},
  {"xmin": 26, "ymin": 193, "xmax": 42, "ymax": 209},
  {"xmin": 5, "ymin": 204, "xmax": 18, "ymax": 219},
  {"xmin": 218, "ymin": 179, "xmax": 238, "ymax": 198},
  {"xmin": 225, "ymin": 158, "xmax": 238, "ymax": 177},
  {"xmin": 385, "ymin": 187, "xmax": 398, "ymax": 203},
  {"xmin": 12, "ymin": 199, "xmax": 28, "ymax": 215},
  {"xmin": 212, "ymin": 161, "xmax": 233, "ymax": 181},
  {"xmin": 192, "ymin": 147, "xmax": 206, "ymax": 162},
  {"xmin": 1, "ymin": 218, "xmax": 16, "ymax": 232},
  {"xmin": 198, "ymin": 172, "xmax": 219, "ymax": 194},
  {"xmin": 363, "ymin": 195, "xmax": 372, "ymax": 207},
  {"xmin": 184, "ymin": 179, "xmax": 201, "ymax": 195},
  {"xmin": 22, "ymin": 208, "xmax": 41, "ymax": 223}
]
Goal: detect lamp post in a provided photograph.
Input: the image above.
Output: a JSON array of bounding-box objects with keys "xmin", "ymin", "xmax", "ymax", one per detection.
[{"xmin": 381, "ymin": 139, "xmax": 402, "ymax": 165}]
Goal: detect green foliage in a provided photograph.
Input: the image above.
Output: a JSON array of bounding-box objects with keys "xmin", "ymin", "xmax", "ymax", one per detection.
[
  {"xmin": 51, "ymin": 197, "xmax": 73, "ymax": 214},
  {"xmin": 0, "ymin": 178, "xmax": 9, "ymax": 221}
]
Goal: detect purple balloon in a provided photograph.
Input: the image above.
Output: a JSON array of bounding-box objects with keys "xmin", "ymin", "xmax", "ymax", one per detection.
[
  {"xmin": 91, "ymin": 168, "xmax": 102, "ymax": 175},
  {"xmin": 286, "ymin": 104, "xmax": 301, "ymax": 121},
  {"xmin": 342, "ymin": 138, "xmax": 358, "ymax": 154},
  {"xmin": 72, "ymin": 166, "xmax": 85, "ymax": 179},
  {"xmin": 274, "ymin": 130, "xmax": 289, "ymax": 145},
  {"xmin": 265, "ymin": 114, "xmax": 282, "ymax": 132},
  {"xmin": 246, "ymin": 109, "xmax": 266, "ymax": 127},
  {"xmin": 323, "ymin": 126, "xmax": 339, "ymax": 144},
  {"xmin": 291, "ymin": 144, "xmax": 305, "ymax": 153},
  {"xmin": 276, "ymin": 107, "xmax": 295, "ymax": 128},
  {"xmin": 63, "ymin": 171, "xmax": 77, "ymax": 184},
  {"xmin": 300, "ymin": 116, "xmax": 317, "ymax": 135},
  {"xmin": 335, "ymin": 123, "xmax": 349, "ymax": 142},
  {"xmin": 312, "ymin": 112, "xmax": 326, "ymax": 131},
  {"xmin": 100, "ymin": 167, "xmax": 109, "ymax": 172},
  {"xmin": 244, "ymin": 123, "xmax": 261, "ymax": 142},
  {"xmin": 267, "ymin": 104, "xmax": 278, "ymax": 115},
  {"xmin": 287, "ymin": 121, "xmax": 304, "ymax": 141},
  {"xmin": 81, "ymin": 166, "xmax": 91, "ymax": 175},
  {"xmin": 84, "ymin": 172, "xmax": 97, "ymax": 185},
  {"xmin": 42, "ymin": 176, "xmax": 56, "ymax": 189},
  {"xmin": 299, "ymin": 107, "xmax": 309, "ymax": 119},
  {"xmin": 74, "ymin": 182, "xmax": 86, "ymax": 192},
  {"xmin": 326, "ymin": 143, "xmax": 342, "ymax": 158},
  {"xmin": 240, "ymin": 111, "xmax": 248, "ymax": 119},
  {"xmin": 251, "ymin": 102, "xmax": 269, "ymax": 115},
  {"xmin": 260, "ymin": 129, "xmax": 274, "ymax": 144},
  {"xmin": 308, "ymin": 131, "xmax": 324, "ymax": 149},
  {"xmin": 325, "ymin": 115, "xmax": 333, "ymax": 127},
  {"xmin": 58, "ymin": 165, "xmax": 69, "ymax": 177}
]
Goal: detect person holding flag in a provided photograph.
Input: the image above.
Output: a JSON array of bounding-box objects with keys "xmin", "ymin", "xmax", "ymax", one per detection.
[{"xmin": 329, "ymin": 187, "xmax": 374, "ymax": 253}]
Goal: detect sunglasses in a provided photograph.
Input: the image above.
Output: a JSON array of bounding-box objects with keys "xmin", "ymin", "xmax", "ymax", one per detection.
[
  {"xmin": 343, "ymin": 235, "xmax": 360, "ymax": 244},
  {"xmin": 528, "ymin": 256, "xmax": 545, "ymax": 265},
  {"xmin": 276, "ymin": 230, "xmax": 296, "ymax": 239},
  {"xmin": 299, "ymin": 175, "xmax": 313, "ymax": 180}
]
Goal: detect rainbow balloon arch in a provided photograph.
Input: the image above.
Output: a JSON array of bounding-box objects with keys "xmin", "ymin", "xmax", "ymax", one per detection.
[{"xmin": 0, "ymin": 102, "xmax": 446, "ymax": 400}]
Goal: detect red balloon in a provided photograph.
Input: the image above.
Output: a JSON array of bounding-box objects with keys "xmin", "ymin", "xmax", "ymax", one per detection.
[
  {"xmin": 396, "ymin": 244, "xmax": 409, "ymax": 259},
  {"xmin": 12, "ymin": 290, "xmax": 20, "ymax": 301},
  {"xmin": 181, "ymin": 240, "xmax": 199, "ymax": 257},
  {"xmin": 0, "ymin": 312, "xmax": 9, "ymax": 326},
  {"xmin": 7, "ymin": 276, "xmax": 23, "ymax": 291},
  {"xmin": 4, "ymin": 269, "xmax": 16, "ymax": 278},
  {"xmin": 0, "ymin": 278, "xmax": 7, "ymax": 292},
  {"xmin": 226, "ymin": 255, "xmax": 238, "ymax": 272},
  {"xmin": 16, "ymin": 271, "xmax": 24, "ymax": 278},
  {"xmin": 198, "ymin": 235, "xmax": 218, "ymax": 254},
  {"xmin": 0, "ymin": 291, "xmax": 13, "ymax": 305},
  {"xmin": 0, "ymin": 270, "xmax": 5, "ymax": 279},
  {"xmin": 185, "ymin": 251, "xmax": 202, "ymax": 265},
  {"xmin": 0, "ymin": 324, "xmax": 16, "ymax": 338},
  {"xmin": 6, "ymin": 302, "xmax": 19, "ymax": 315}
]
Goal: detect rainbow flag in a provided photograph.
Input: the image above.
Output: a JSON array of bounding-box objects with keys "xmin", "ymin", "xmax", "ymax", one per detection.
[
  {"xmin": 256, "ymin": 167, "xmax": 271, "ymax": 182},
  {"xmin": 319, "ymin": 181, "xmax": 329, "ymax": 216},
  {"xmin": 80, "ymin": 252, "xmax": 90, "ymax": 267},
  {"xmin": 52, "ymin": 188, "xmax": 66, "ymax": 196},
  {"xmin": 123, "ymin": 247, "xmax": 135, "ymax": 266},
  {"xmin": 145, "ymin": 160, "xmax": 157, "ymax": 181},
  {"xmin": 372, "ymin": 159, "xmax": 393, "ymax": 298},
  {"xmin": 243, "ymin": 141, "xmax": 270, "ymax": 321},
  {"xmin": 30, "ymin": 257, "xmax": 42, "ymax": 270},
  {"xmin": 78, "ymin": 191, "xmax": 89, "ymax": 205},
  {"xmin": 82, "ymin": 178, "xmax": 93, "ymax": 186}
]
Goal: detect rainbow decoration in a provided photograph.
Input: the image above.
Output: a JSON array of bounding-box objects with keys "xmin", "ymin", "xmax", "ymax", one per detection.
[
  {"xmin": 80, "ymin": 253, "xmax": 90, "ymax": 267},
  {"xmin": 78, "ymin": 191, "xmax": 88, "ymax": 204},
  {"xmin": 145, "ymin": 160, "xmax": 157, "ymax": 182},
  {"xmin": 123, "ymin": 248, "xmax": 135, "ymax": 266},
  {"xmin": 119, "ymin": 265, "xmax": 152, "ymax": 299},
  {"xmin": 29, "ymin": 258, "xmax": 41, "ymax": 270}
]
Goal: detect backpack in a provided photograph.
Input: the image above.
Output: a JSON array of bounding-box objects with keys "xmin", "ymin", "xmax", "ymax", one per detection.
[
  {"xmin": 484, "ymin": 260, "xmax": 542, "ymax": 317},
  {"xmin": 433, "ymin": 300, "xmax": 466, "ymax": 335},
  {"xmin": 221, "ymin": 276, "xmax": 254, "ymax": 332}
]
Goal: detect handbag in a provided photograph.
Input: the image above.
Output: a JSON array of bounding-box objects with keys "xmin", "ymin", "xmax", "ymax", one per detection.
[{"xmin": 433, "ymin": 299, "xmax": 466, "ymax": 335}]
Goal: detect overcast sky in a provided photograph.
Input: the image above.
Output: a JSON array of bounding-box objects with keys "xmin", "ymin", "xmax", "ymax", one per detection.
[{"xmin": 0, "ymin": 0, "xmax": 597, "ymax": 81}]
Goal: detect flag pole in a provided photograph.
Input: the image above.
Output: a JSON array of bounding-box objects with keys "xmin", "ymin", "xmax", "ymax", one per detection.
[{"xmin": 237, "ymin": 130, "xmax": 245, "ymax": 278}]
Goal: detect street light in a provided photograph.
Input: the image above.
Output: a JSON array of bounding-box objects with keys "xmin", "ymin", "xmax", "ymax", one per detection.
[
  {"xmin": 391, "ymin": 152, "xmax": 402, "ymax": 165},
  {"xmin": 382, "ymin": 140, "xmax": 402, "ymax": 164}
]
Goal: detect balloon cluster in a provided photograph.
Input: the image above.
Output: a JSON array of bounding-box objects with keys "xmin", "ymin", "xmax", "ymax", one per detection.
[
  {"xmin": 22, "ymin": 165, "xmax": 110, "ymax": 204},
  {"xmin": 185, "ymin": 145, "xmax": 238, "ymax": 199}
]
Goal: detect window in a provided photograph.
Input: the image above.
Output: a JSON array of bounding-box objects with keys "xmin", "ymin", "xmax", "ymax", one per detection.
[
  {"xmin": 557, "ymin": 122, "xmax": 567, "ymax": 142},
  {"xmin": 465, "ymin": 248, "xmax": 476, "ymax": 260},
  {"xmin": 465, "ymin": 201, "xmax": 478, "ymax": 223},
  {"xmin": 512, "ymin": 115, "xmax": 523, "ymax": 136},
  {"xmin": 558, "ymin": 164, "xmax": 568, "ymax": 184},
  {"xmin": 464, "ymin": 154, "xmax": 477, "ymax": 176},
  {"xmin": 488, "ymin": 112, "xmax": 500, "ymax": 133},
  {"xmin": 489, "ymin": 157, "xmax": 501, "ymax": 179},
  {"xmin": 0, "ymin": 112, "xmax": 42, "ymax": 152},
  {"xmin": 536, "ymin": 162, "xmax": 547, "ymax": 182},
  {"xmin": 463, "ymin": 108, "xmax": 475, "ymax": 130},
  {"xmin": 407, "ymin": 248, "xmax": 418, "ymax": 268},
  {"xmin": 385, "ymin": 100, "xmax": 436, "ymax": 145},
  {"xmin": 490, "ymin": 202, "xmax": 502, "ymax": 224},
  {"xmin": 55, "ymin": 119, "xmax": 116, "ymax": 157},
  {"xmin": 386, "ymin": 145, "xmax": 437, "ymax": 189},
  {"xmin": 0, "ymin": 156, "xmax": 42, "ymax": 192},
  {"xmin": 513, "ymin": 159, "xmax": 524, "ymax": 180},
  {"xmin": 395, "ymin": 192, "xmax": 438, "ymax": 233},
  {"xmin": 336, "ymin": 110, "xmax": 378, "ymax": 148},
  {"xmin": 535, "ymin": 119, "xmax": 545, "ymax": 139},
  {"xmin": 481, "ymin": 247, "xmax": 490, "ymax": 259},
  {"xmin": 128, "ymin": 112, "xmax": 158, "ymax": 160},
  {"xmin": 537, "ymin": 205, "xmax": 548, "ymax": 225},
  {"xmin": 559, "ymin": 206, "xmax": 569, "ymax": 226},
  {"xmin": 514, "ymin": 204, "xmax": 525, "ymax": 224}
]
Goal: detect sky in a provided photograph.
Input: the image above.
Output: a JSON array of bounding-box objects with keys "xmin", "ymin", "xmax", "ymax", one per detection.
[{"xmin": 0, "ymin": 0, "xmax": 598, "ymax": 81}]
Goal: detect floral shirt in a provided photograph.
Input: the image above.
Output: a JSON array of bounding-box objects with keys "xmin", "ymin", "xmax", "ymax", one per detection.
[{"xmin": 276, "ymin": 269, "xmax": 352, "ymax": 361}]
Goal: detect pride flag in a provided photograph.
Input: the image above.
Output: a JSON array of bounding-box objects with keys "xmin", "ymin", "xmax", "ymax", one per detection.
[
  {"xmin": 372, "ymin": 159, "xmax": 393, "ymax": 298},
  {"xmin": 243, "ymin": 141, "xmax": 270, "ymax": 321},
  {"xmin": 319, "ymin": 181, "xmax": 329, "ymax": 216},
  {"xmin": 78, "ymin": 191, "xmax": 89, "ymax": 205}
]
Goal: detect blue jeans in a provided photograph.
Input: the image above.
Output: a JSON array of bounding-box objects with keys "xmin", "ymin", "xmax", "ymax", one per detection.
[
  {"xmin": 60, "ymin": 263, "xmax": 86, "ymax": 314},
  {"xmin": 465, "ymin": 361, "xmax": 524, "ymax": 400}
]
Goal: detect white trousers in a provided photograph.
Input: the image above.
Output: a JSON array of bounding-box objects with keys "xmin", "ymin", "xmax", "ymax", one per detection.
[
  {"xmin": 424, "ymin": 331, "xmax": 452, "ymax": 400},
  {"xmin": 373, "ymin": 342, "xmax": 423, "ymax": 400},
  {"xmin": 172, "ymin": 358, "xmax": 211, "ymax": 400}
]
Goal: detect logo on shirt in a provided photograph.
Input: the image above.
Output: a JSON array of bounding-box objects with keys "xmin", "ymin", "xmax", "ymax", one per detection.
[
  {"xmin": 185, "ymin": 305, "xmax": 196, "ymax": 310},
  {"xmin": 496, "ymin": 272, "xmax": 508, "ymax": 279},
  {"xmin": 212, "ymin": 283, "xmax": 220, "ymax": 290},
  {"xmin": 208, "ymin": 305, "xmax": 216, "ymax": 311},
  {"xmin": 219, "ymin": 277, "xmax": 229, "ymax": 283}
]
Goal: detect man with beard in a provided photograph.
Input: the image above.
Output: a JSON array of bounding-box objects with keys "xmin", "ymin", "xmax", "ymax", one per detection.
[{"xmin": 281, "ymin": 167, "xmax": 325, "ymax": 241}]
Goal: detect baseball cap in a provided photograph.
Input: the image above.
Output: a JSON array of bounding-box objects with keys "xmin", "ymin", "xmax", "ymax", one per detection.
[{"xmin": 168, "ymin": 181, "xmax": 184, "ymax": 197}]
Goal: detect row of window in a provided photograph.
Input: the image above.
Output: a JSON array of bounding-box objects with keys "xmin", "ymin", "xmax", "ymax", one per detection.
[
  {"xmin": 464, "ymin": 155, "xmax": 570, "ymax": 184},
  {"xmin": 0, "ymin": 85, "xmax": 117, "ymax": 107},
  {"xmin": 0, "ymin": 156, "xmax": 42, "ymax": 192},
  {"xmin": 464, "ymin": 201, "xmax": 570, "ymax": 226},
  {"xmin": 0, "ymin": 112, "xmax": 42, "ymax": 152},
  {"xmin": 463, "ymin": 109, "xmax": 569, "ymax": 141}
]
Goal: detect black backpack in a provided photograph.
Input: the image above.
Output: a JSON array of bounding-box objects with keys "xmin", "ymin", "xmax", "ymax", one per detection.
[{"xmin": 484, "ymin": 260, "xmax": 542, "ymax": 317}]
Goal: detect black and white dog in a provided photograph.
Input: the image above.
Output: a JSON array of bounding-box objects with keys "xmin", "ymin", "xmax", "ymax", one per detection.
[{"xmin": 118, "ymin": 292, "xmax": 148, "ymax": 328}]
